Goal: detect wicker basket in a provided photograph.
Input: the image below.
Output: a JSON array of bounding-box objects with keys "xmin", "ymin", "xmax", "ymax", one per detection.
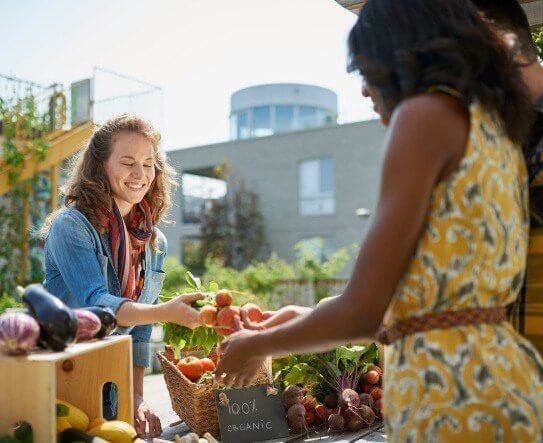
[{"xmin": 158, "ymin": 348, "xmax": 273, "ymax": 437}]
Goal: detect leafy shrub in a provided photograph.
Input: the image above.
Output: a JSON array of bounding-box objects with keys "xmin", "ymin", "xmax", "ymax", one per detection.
[{"xmin": 0, "ymin": 292, "xmax": 22, "ymax": 314}]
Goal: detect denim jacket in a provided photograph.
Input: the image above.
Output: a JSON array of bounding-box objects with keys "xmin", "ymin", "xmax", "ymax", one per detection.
[{"xmin": 43, "ymin": 207, "xmax": 167, "ymax": 367}]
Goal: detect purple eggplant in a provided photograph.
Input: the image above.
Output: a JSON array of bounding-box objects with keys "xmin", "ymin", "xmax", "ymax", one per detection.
[
  {"xmin": 73, "ymin": 309, "xmax": 101, "ymax": 341},
  {"xmin": 80, "ymin": 306, "xmax": 117, "ymax": 338},
  {"xmin": 22, "ymin": 284, "xmax": 78, "ymax": 351},
  {"xmin": 0, "ymin": 312, "xmax": 40, "ymax": 355}
]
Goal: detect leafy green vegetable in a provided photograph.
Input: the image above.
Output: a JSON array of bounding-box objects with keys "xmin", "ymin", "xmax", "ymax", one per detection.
[
  {"xmin": 192, "ymin": 299, "xmax": 208, "ymax": 309},
  {"xmin": 185, "ymin": 271, "xmax": 202, "ymax": 290},
  {"xmin": 162, "ymin": 272, "xmax": 225, "ymax": 357},
  {"xmin": 209, "ymin": 281, "xmax": 219, "ymax": 292},
  {"xmin": 273, "ymin": 343, "xmax": 380, "ymax": 400},
  {"xmin": 283, "ymin": 362, "xmax": 316, "ymax": 386},
  {"xmin": 163, "ymin": 323, "xmax": 222, "ymax": 358}
]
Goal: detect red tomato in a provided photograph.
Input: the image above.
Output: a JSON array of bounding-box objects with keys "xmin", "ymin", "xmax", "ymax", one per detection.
[
  {"xmin": 200, "ymin": 357, "xmax": 216, "ymax": 372},
  {"xmin": 176, "ymin": 356, "xmax": 204, "ymax": 382}
]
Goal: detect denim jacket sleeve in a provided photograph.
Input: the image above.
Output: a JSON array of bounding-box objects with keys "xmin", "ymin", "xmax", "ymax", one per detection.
[{"xmin": 45, "ymin": 210, "xmax": 129, "ymax": 314}]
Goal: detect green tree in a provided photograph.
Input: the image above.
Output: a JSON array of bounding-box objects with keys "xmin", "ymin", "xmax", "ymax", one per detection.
[
  {"xmin": 0, "ymin": 89, "xmax": 53, "ymax": 293},
  {"xmin": 200, "ymin": 179, "xmax": 268, "ymax": 270},
  {"xmin": 532, "ymin": 26, "xmax": 543, "ymax": 60}
]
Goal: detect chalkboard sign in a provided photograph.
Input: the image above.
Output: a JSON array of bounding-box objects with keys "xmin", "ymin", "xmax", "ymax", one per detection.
[{"xmin": 214, "ymin": 384, "xmax": 290, "ymax": 443}]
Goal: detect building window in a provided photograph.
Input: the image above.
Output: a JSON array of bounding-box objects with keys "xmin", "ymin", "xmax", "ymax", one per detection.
[
  {"xmin": 298, "ymin": 106, "xmax": 318, "ymax": 129},
  {"xmin": 299, "ymin": 158, "xmax": 335, "ymax": 216},
  {"xmin": 229, "ymin": 113, "xmax": 237, "ymax": 140},
  {"xmin": 230, "ymin": 105, "xmax": 335, "ymax": 140},
  {"xmin": 181, "ymin": 173, "xmax": 227, "ymax": 223},
  {"xmin": 251, "ymin": 106, "xmax": 273, "ymax": 137},
  {"xmin": 274, "ymin": 105, "xmax": 294, "ymax": 133},
  {"xmin": 237, "ymin": 110, "xmax": 250, "ymax": 139}
]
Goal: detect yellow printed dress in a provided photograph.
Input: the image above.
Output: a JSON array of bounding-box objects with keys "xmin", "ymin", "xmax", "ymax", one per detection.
[{"xmin": 382, "ymin": 98, "xmax": 543, "ymax": 442}]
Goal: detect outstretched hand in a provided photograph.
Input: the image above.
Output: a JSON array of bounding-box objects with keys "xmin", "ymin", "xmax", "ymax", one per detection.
[
  {"xmin": 163, "ymin": 292, "xmax": 205, "ymax": 329},
  {"xmin": 241, "ymin": 305, "xmax": 312, "ymax": 330},
  {"xmin": 215, "ymin": 329, "xmax": 266, "ymax": 388}
]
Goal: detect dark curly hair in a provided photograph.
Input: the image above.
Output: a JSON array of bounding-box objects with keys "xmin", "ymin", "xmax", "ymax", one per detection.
[
  {"xmin": 471, "ymin": 0, "xmax": 536, "ymax": 60},
  {"xmin": 347, "ymin": 0, "xmax": 534, "ymax": 145}
]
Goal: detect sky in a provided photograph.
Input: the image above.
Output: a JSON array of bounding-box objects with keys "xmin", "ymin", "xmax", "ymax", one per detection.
[{"xmin": 1, "ymin": 0, "xmax": 377, "ymax": 150}]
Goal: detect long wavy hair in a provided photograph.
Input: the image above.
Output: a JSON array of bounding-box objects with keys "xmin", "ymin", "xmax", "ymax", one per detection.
[
  {"xmin": 42, "ymin": 114, "xmax": 176, "ymax": 248},
  {"xmin": 347, "ymin": 0, "xmax": 534, "ymax": 145}
]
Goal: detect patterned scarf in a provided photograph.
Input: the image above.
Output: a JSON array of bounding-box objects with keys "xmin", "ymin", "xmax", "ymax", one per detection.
[{"xmin": 96, "ymin": 199, "xmax": 153, "ymax": 301}]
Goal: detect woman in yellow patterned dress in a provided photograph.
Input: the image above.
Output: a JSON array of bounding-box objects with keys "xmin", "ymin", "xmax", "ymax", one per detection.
[{"xmin": 215, "ymin": 0, "xmax": 543, "ymax": 440}]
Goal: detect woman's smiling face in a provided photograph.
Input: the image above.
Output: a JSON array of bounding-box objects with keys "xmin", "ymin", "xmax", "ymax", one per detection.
[{"xmin": 104, "ymin": 131, "xmax": 156, "ymax": 216}]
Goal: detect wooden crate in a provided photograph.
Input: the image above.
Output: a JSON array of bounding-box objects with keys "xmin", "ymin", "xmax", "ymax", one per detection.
[{"xmin": 0, "ymin": 335, "xmax": 133, "ymax": 443}]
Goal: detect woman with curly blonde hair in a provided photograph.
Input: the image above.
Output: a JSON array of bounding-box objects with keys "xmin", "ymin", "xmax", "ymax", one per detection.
[{"xmin": 42, "ymin": 114, "xmax": 203, "ymax": 438}]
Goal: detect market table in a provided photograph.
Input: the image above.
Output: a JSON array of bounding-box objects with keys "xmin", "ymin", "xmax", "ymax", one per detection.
[
  {"xmin": 157, "ymin": 421, "xmax": 386, "ymax": 442},
  {"xmin": 144, "ymin": 374, "xmax": 387, "ymax": 442}
]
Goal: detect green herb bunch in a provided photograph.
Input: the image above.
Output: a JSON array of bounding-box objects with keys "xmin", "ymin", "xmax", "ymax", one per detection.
[{"xmin": 161, "ymin": 271, "xmax": 223, "ymax": 358}]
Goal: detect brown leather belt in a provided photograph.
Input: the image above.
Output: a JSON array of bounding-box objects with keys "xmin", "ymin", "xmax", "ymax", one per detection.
[{"xmin": 375, "ymin": 306, "xmax": 507, "ymax": 345}]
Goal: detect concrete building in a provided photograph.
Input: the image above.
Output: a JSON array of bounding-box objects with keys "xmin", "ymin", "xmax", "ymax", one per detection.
[
  {"xmin": 230, "ymin": 83, "xmax": 338, "ymax": 140},
  {"xmin": 163, "ymin": 83, "xmax": 386, "ymax": 276}
]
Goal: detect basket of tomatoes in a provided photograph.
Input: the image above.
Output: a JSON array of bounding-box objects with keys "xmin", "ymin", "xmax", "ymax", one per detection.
[{"xmin": 158, "ymin": 278, "xmax": 272, "ymax": 437}]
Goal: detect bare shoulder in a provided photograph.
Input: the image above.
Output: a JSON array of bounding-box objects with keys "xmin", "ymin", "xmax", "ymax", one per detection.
[
  {"xmin": 395, "ymin": 92, "xmax": 469, "ymax": 124},
  {"xmin": 387, "ymin": 92, "xmax": 470, "ymax": 166}
]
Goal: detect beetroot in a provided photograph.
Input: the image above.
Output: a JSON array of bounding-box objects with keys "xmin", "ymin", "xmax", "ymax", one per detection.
[
  {"xmin": 343, "ymin": 405, "xmax": 375, "ymax": 430},
  {"xmin": 359, "ymin": 381, "xmax": 373, "ymax": 394},
  {"xmin": 359, "ymin": 393, "xmax": 374, "ymax": 408},
  {"xmin": 282, "ymin": 385, "xmax": 302, "ymax": 409},
  {"xmin": 328, "ymin": 413, "xmax": 345, "ymax": 432},
  {"xmin": 339, "ymin": 388, "xmax": 360, "ymax": 409},
  {"xmin": 324, "ymin": 392, "xmax": 338, "ymax": 409},
  {"xmin": 305, "ymin": 410, "xmax": 316, "ymax": 427},
  {"xmin": 344, "ymin": 409, "xmax": 364, "ymax": 431},
  {"xmin": 367, "ymin": 364, "xmax": 383, "ymax": 376},
  {"xmin": 287, "ymin": 403, "xmax": 306, "ymax": 420},
  {"xmin": 301, "ymin": 395, "xmax": 317, "ymax": 411},
  {"xmin": 375, "ymin": 398, "xmax": 383, "ymax": 417},
  {"xmin": 366, "ymin": 369, "xmax": 380, "ymax": 385},
  {"xmin": 287, "ymin": 403, "xmax": 306, "ymax": 432},
  {"xmin": 359, "ymin": 404, "xmax": 376, "ymax": 426},
  {"xmin": 314, "ymin": 404, "xmax": 327, "ymax": 421},
  {"xmin": 369, "ymin": 387, "xmax": 382, "ymax": 401}
]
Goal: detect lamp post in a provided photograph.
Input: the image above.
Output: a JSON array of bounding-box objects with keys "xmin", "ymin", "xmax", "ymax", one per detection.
[{"xmin": 355, "ymin": 207, "xmax": 372, "ymax": 218}]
